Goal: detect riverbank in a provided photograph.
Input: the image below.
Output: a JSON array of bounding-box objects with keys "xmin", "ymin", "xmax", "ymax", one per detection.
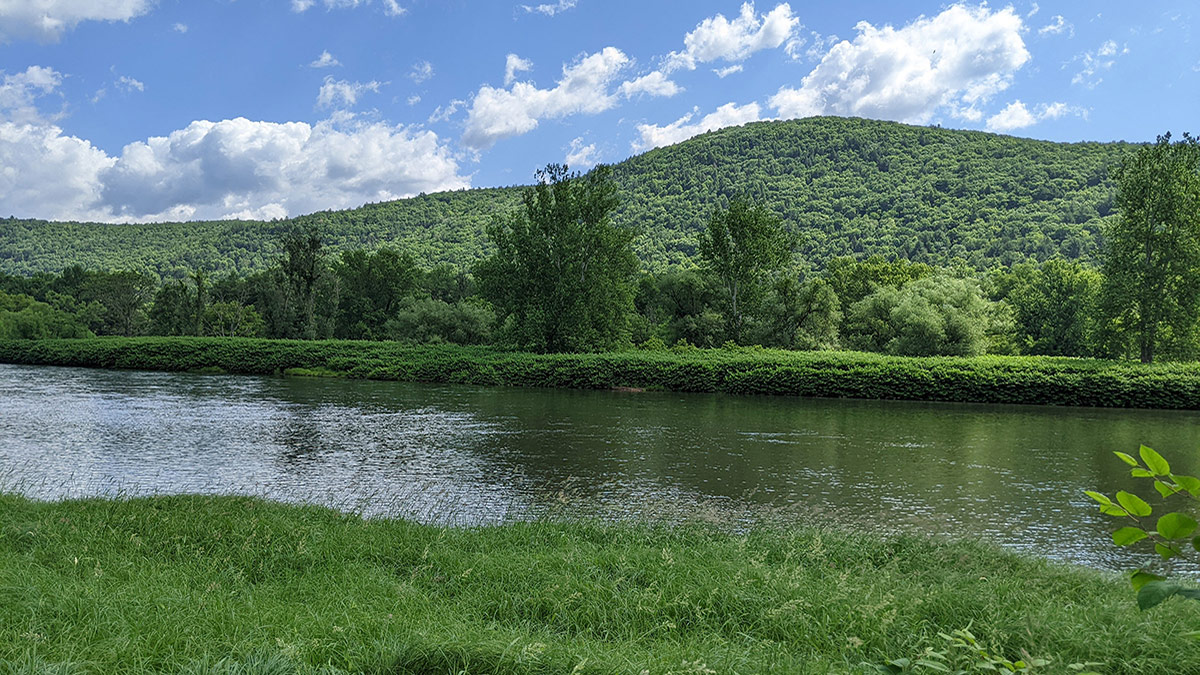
[
  {"xmin": 2, "ymin": 493, "xmax": 1197, "ymax": 673},
  {"xmin": 3, "ymin": 337, "xmax": 1200, "ymax": 409}
]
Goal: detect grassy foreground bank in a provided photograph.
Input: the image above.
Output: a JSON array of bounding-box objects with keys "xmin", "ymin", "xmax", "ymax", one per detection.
[
  {"xmin": 2, "ymin": 494, "xmax": 1199, "ymax": 674},
  {"xmin": 4, "ymin": 337, "xmax": 1200, "ymax": 408}
]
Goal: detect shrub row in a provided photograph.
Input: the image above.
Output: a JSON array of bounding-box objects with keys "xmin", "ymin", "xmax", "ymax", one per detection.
[{"xmin": 3, "ymin": 337, "xmax": 1200, "ymax": 409}]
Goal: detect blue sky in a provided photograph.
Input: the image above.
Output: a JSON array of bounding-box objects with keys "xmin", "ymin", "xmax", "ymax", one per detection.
[{"xmin": 0, "ymin": 1, "xmax": 1195, "ymax": 222}]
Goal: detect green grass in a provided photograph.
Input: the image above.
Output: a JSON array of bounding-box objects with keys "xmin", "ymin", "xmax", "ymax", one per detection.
[
  {"xmin": 1, "ymin": 494, "xmax": 1198, "ymax": 673},
  {"xmin": 4, "ymin": 337, "xmax": 1200, "ymax": 409}
]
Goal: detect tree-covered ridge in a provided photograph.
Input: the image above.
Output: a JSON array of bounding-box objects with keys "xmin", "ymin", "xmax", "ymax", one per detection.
[
  {"xmin": 619, "ymin": 117, "xmax": 1130, "ymax": 268},
  {"xmin": 0, "ymin": 117, "xmax": 1134, "ymax": 278},
  {"xmin": 0, "ymin": 187, "xmax": 522, "ymax": 279}
]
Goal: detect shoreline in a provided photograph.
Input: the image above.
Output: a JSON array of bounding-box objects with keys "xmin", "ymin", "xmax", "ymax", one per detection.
[{"xmin": 3, "ymin": 337, "xmax": 1200, "ymax": 409}]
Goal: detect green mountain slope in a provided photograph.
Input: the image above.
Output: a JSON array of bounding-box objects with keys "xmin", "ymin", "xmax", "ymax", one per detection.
[{"xmin": 0, "ymin": 117, "xmax": 1134, "ymax": 278}]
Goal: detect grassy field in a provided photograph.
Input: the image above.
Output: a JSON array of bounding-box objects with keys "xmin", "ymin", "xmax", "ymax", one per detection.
[
  {"xmin": 4, "ymin": 337, "xmax": 1200, "ymax": 409},
  {"xmin": 0, "ymin": 492, "xmax": 1195, "ymax": 667},
  {"xmin": 2, "ymin": 494, "xmax": 1199, "ymax": 674}
]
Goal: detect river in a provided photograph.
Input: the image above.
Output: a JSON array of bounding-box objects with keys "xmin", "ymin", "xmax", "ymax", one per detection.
[{"xmin": 3, "ymin": 363, "xmax": 1198, "ymax": 573}]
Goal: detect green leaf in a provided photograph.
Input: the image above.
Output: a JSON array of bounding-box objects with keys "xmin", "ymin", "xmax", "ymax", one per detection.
[
  {"xmin": 1137, "ymin": 580, "xmax": 1180, "ymax": 610},
  {"xmin": 1193, "ymin": 535, "xmax": 1200, "ymax": 553},
  {"xmin": 1113, "ymin": 527, "xmax": 1148, "ymax": 546},
  {"xmin": 1130, "ymin": 570, "xmax": 1166, "ymax": 591},
  {"xmin": 1155, "ymin": 481, "xmax": 1181, "ymax": 498},
  {"xmin": 1116, "ymin": 491, "xmax": 1152, "ymax": 517},
  {"xmin": 1156, "ymin": 512, "xmax": 1198, "ymax": 540},
  {"xmin": 1114, "ymin": 451, "xmax": 1140, "ymax": 467},
  {"xmin": 1130, "ymin": 468, "xmax": 1154, "ymax": 478},
  {"xmin": 1155, "ymin": 543, "xmax": 1177, "ymax": 559},
  {"xmin": 1173, "ymin": 474, "xmax": 1200, "ymax": 496},
  {"xmin": 1100, "ymin": 504, "xmax": 1127, "ymax": 517},
  {"xmin": 1083, "ymin": 490, "xmax": 1112, "ymax": 506},
  {"xmin": 1140, "ymin": 446, "xmax": 1170, "ymax": 475},
  {"xmin": 913, "ymin": 660, "xmax": 951, "ymax": 672}
]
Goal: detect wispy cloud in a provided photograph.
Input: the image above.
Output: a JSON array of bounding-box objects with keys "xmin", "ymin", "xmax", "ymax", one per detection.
[
  {"xmin": 310, "ymin": 50, "xmax": 341, "ymax": 68},
  {"xmin": 1071, "ymin": 39, "xmax": 1127, "ymax": 88},
  {"xmin": 520, "ymin": 0, "xmax": 577, "ymax": 17},
  {"xmin": 409, "ymin": 61, "xmax": 433, "ymax": 84}
]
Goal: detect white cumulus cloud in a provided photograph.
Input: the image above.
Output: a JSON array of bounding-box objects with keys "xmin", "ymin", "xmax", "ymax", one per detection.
[
  {"xmin": 770, "ymin": 4, "xmax": 1030, "ymax": 125},
  {"xmin": 97, "ymin": 116, "xmax": 466, "ymax": 221},
  {"xmin": 0, "ymin": 67, "xmax": 466, "ymax": 222},
  {"xmin": 986, "ymin": 99, "xmax": 1079, "ymax": 132},
  {"xmin": 0, "ymin": 0, "xmax": 154, "ymax": 42},
  {"xmin": 665, "ymin": 2, "xmax": 800, "ymax": 72},
  {"xmin": 618, "ymin": 71, "xmax": 681, "ymax": 98},
  {"xmin": 0, "ymin": 66, "xmax": 63, "ymax": 124},
  {"xmin": 633, "ymin": 102, "xmax": 761, "ymax": 152},
  {"xmin": 462, "ymin": 47, "xmax": 629, "ymax": 150},
  {"xmin": 0, "ymin": 122, "xmax": 115, "ymax": 220}
]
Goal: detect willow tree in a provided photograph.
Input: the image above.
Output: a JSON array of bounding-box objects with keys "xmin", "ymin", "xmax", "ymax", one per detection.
[
  {"xmin": 1101, "ymin": 133, "xmax": 1200, "ymax": 363},
  {"xmin": 475, "ymin": 164, "xmax": 637, "ymax": 353}
]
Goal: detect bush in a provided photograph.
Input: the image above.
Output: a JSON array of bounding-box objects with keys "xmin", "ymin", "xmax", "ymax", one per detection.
[
  {"xmin": 4, "ymin": 337, "xmax": 1200, "ymax": 409},
  {"xmin": 383, "ymin": 298, "xmax": 494, "ymax": 345},
  {"xmin": 0, "ymin": 291, "xmax": 93, "ymax": 339},
  {"xmin": 846, "ymin": 276, "xmax": 1007, "ymax": 356}
]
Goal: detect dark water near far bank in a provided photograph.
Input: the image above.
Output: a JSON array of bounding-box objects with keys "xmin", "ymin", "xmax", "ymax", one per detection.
[{"xmin": 3, "ymin": 363, "xmax": 1200, "ymax": 573}]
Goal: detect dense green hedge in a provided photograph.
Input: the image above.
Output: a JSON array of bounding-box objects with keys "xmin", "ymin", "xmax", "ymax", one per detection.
[{"xmin": 3, "ymin": 337, "xmax": 1200, "ymax": 409}]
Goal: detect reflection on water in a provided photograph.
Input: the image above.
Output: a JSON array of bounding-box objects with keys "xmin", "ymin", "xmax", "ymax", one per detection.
[{"xmin": 3, "ymin": 363, "xmax": 1200, "ymax": 572}]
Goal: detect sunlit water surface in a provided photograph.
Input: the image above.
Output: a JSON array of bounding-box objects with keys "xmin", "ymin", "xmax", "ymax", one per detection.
[{"xmin": 3, "ymin": 363, "xmax": 1199, "ymax": 573}]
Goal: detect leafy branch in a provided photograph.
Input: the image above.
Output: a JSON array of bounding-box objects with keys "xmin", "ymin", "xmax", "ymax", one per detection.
[{"xmin": 1085, "ymin": 445, "xmax": 1200, "ymax": 611}]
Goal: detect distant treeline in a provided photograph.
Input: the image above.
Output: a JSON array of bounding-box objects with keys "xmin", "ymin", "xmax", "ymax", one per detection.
[
  {"xmin": 0, "ymin": 117, "xmax": 1132, "ymax": 278},
  {"xmin": 0, "ymin": 235, "xmax": 1142, "ymax": 361}
]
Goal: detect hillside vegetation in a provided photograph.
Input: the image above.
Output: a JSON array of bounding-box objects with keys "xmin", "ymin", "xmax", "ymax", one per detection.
[{"xmin": 0, "ymin": 117, "xmax": 1133, "ymax": 278}]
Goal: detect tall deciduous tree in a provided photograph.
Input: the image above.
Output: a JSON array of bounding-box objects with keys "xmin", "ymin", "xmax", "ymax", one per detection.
[
  {"xmin": 993, "ymin": 258, "xmax": 1101, "ymax": 357},
  {"xmin": 274, "ymin": 224, "xmax": 336, "ymax": 340},
  {"xmin": 1101, "ymin": 133, "xmax": 1200, "ymax": 362},
  {"xmin": 475, "ymin": 164, "xmax": 636, "ymax": 353},
  {"xmin": 698, "ymin": 198, "xmax": 793, "ymax": 342}
]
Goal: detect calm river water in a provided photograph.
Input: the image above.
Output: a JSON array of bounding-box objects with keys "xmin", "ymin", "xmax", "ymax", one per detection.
[{"xmin": 3, "ymin": 363, "xmax": 1199, "ymax": 572}]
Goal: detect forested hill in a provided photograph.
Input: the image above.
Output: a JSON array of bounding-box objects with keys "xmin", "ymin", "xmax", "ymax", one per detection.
[{"xmin": 0, "ymin": 117, "xmax": 1134, "ymax": 278}]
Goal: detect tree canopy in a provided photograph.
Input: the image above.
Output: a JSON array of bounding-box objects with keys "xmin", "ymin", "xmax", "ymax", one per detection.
[
  {"xmin": 474, "ymin": 164, "xmax": 637, "ymax": 353},
  {"xmin": 1100, "ymin": 133, "xmax": 1200, "ymax": 362}
]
